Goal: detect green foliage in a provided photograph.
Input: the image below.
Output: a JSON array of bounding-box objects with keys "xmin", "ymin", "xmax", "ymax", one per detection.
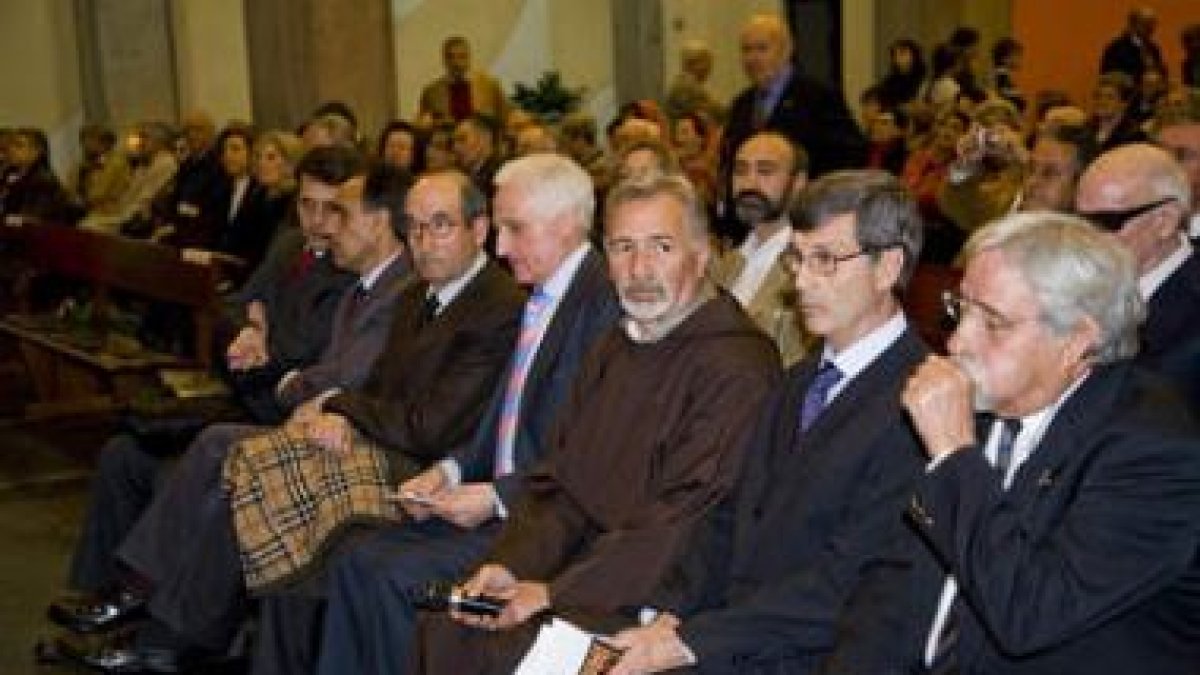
[{"xmin": 511, "ymin": 71, "xmax": 584, "ymax": 122}]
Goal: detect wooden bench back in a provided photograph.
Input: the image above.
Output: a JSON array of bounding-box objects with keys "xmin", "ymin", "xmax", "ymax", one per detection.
[{"xmin": 16, "ymin": 224, "xmax": 221, "ymax": 368}]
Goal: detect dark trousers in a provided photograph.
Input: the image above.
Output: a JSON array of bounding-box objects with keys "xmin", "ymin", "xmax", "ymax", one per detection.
[
  {"xmin": 116, "ymin": 423, "xmax": 267, "ymax": 650},
  {"xmin": 69, "ymin": 433, "xmax": 171, "ymax": 593},
  {"xmin": 299, "ymin": 519, "xmax": 498, "ymax": 675}
]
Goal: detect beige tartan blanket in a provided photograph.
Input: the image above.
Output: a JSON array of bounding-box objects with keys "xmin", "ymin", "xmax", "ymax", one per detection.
[{"xmin": 222, "ymin": 429, "xmax": 403, "ymax": 593}]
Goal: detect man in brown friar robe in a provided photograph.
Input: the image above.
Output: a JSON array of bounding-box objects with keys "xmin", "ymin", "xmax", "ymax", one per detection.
[{"xmin": 419, "ymin": 171, "xmax": 782, "ymax": 674}]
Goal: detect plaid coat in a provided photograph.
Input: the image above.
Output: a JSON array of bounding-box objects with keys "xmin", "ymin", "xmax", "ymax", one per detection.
[{"xmin": 223, "ymin": 428, "xmax": 416, "ymax": 592}]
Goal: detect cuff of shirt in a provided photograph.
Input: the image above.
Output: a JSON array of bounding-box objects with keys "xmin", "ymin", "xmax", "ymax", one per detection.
[
  {"xmin": 438, "ymin": 458, "xmax": 462, "ymax": 488},
  {"xmin": 491, "ymin": 484, "xmax": 508, "ymax": 520},
  {"xmin": 275, "ymin": 369, "xmax": 299, "ymax": 396}
]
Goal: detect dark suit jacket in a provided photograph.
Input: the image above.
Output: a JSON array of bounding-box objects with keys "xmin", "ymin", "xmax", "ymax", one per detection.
[
  {"xmin": 275, "ymin": 253, "xmax": 412, "ymax": 411},
  {"xmin": 838, "ymin": 362, "xmax": 1200, "ymax": 675},
  {"xmin": 1100, "ymin": 33, "xmax": 1166, "ymax": 82},
  {"xmin": 323, "ymin": 259, "xmax": 524, "ymax": 476},
  {"xmin": 651, "ymin": 327, "xmax": 928, "ymax": 673},
  {"xmin": 225, "ymin": 227, "xmax": 356, "ymax": 423},
  {"xmin": 1139, "ymin": 252, "xmax": 1200, "ymax": 411},
  {"xmin": 720, "ymin": 72, "xmax": 866, "ymax": 182},
  {"xmin": 453, "ymin": 249, "xmax": 621, "ymax": 506}
]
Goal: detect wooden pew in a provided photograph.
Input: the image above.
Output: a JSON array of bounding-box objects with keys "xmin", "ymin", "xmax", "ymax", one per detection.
[{"xmin": 0, "ymin": 224, "xmax": 223, "ymax": 419}]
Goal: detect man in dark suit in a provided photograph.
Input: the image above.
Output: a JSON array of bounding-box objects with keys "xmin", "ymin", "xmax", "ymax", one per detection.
[
  {"xmin": 718, "ymin": 13, "xmax": 865, "ymax": 231},
  {"xmin": 251, "ymin": 153, "xmax": 621, "ymax": 674},
  {"xmin": 1099, "ymin": 6, "xmax": 1167, "ymax": 84},
  {"xmin": 55, "ymin": 170, "xmax": 522, "ymax": 672},
  {"xmin": 1075, "ymin": 143, "xmax": 1200, "ymax": 410},
  {"xmin": 607, "ymin": 170, "xmax": 928, "ymax": 674},
  {"xmin": 827, "ymin": 212, "xmax": 1200, "ymax": 674},
  {"xmin": 61, "ymin": 147, "xmax": 362, "ymax": 598}
]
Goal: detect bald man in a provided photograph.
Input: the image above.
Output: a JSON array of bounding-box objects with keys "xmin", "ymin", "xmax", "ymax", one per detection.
[
  {"xmin": 1076, "ymin": 143, "xmax": 1200, "ymax": 409},
  {"xmin": 717, "ymin": 13, "xmax": 865, "ymax": 242}
]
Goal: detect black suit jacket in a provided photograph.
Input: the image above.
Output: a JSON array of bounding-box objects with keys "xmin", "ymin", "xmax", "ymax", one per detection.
[
  {"xmin": 452, "ymin": 249, "xmax": 621, "ymax": 506},
  {"xmin": 324, "ymin": 259, "xmax": 524, "ymax": 477},
  {"xmin": 226, "ymin": 227, "xmax": 356, "ymax": 423},
  {"xmin": 837, "ymin": 362, "xmax": 1200, "ymax": 675},
  {"xmin": 1100, "ymin": 33, "xmax": 1166, "ymax": 82},
  {"xmin": 651, "ymin": 326, "xmax": 928, "ymax": 672},
  {"xmin": 1140, "ymin": 252, "xmax": 1200, "ymax": 411},
  {"xmin": 720, "ymin": 72, "xmax": 866, "ymax": 182}
]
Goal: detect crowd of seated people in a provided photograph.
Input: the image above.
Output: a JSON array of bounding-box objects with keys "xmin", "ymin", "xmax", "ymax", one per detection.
[{"xmin": 5, "ymin": 6, "xmax": 1199, "ymax": 674}]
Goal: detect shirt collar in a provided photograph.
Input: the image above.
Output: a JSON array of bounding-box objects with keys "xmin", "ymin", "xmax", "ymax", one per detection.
[
  {"xmin": 1139, "ymin": 235, "xmax": 1191, "ymax": 300},
  {"xmin": 537, "ymin": 243, "xmax": 591, "ymax": 302},
  {"xmin": 430, "ymin": 252, "xmax": 488, "ymax": 309},
  {"xmin": 358, "ymin": 251, "xmax": 401, "ymax": 293},
  {"xmin": 820, "ymin": 311, "xmax": 908, "ymax": 392}
]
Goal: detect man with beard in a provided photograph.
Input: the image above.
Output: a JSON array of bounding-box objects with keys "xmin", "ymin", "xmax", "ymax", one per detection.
[
  {"xmin": 711, "ymin": 131, "xmax": 811, "ymax": 365},
  {"xmin": 607, "ymin": 170, "xmax": 930, "ymax": 674},
  {"xmin": 420, "ymin": 171, "xmax": 781, "ymax": 674}
]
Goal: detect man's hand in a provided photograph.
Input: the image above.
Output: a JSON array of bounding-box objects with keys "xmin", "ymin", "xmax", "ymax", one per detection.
[
  {"xmin": 607, "ymin": 613, "xmax": 691, "ymax": 675},
  {"xmin": 304, "ymin": 412, "xmax": 355, "ymax": 455},
  {"xmin": 428, "ymin": 483, "xmax": 499, "ymax": 529},
  {"xmin": 226, "ymin": 325, "xmax": 268, "ymax": 370},
  {"xmin": 453, "ymin": 564, "xmax": 549, "ymax": 631},
  {"xmin": 390, "ymin": 466, "xmax": 450, "ymax": 521},
  {"xmin": 903, "ymin": 355, "xmax": 978, "ymax": 460}
]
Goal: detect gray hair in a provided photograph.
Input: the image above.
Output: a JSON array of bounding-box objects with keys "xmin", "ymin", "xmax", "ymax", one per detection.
[
  {"xmin": 604, "ymin": 171, "xmax": 709, "ymax": 243},
  {"xmin": 791, "ymin": 170, "xmax": 924, "ymax": 292},
  {"xmin": 964, "ymin": 211, "xmax": 1144, "ymax": 364},
  {"xmin": 494, "ymin": 153, "xmax": 595, "ymax": 237}
]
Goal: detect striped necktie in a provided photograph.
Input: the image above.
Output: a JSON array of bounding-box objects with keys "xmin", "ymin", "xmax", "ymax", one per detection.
[
  {"xmin": 799, "ymin": 360, "xmax": 843, "ymax": 434},
  {"xmin": 494, "ymin": 289, "xmax": 552, "ymax": 477}
]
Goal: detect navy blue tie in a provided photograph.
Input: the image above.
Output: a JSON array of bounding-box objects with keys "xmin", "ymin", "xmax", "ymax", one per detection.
[{"xmin": 799, "ymin": 361, "xmax": 843, "ymax": 433}]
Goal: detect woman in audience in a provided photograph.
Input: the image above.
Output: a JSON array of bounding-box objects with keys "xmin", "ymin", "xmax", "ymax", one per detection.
[
  {"xmin": 376, "ymin": 120, "xmax": 425, "ymax": 174},
  {"xmin": 865, "ymin": 108, "xmax": 910, "ymax": 175},
  {"xmin": 1089, "ymin": 71, "xmax": 1149, "ymax": 152},
  {"xmin": 926, "ymin": 44, "xmax": 964, "ymax": 109},
  {"xmin": 902, "ymin": 110, "xmax": 966, "ymax": 261},
  {"xmin": 180, "ymin": 125, "xmax": 299, "ymax": 276},
  {"xmin": 876, "ymin": 38, "xmax": 927, "ymax": 110},
  {"xmin": 422, "ymin": 124, "xmax": 457, "ymax": 171},
  {"xmin": 991, "ymin": 37, "xmax": 1026, "ymax": 111},
  {"xmin": 671, "ymin": 112, "xmax": 717, "ymax": 207},
  {"xmin": 0, "ymin": 127, "xmax": 82, "ymax": 226}
]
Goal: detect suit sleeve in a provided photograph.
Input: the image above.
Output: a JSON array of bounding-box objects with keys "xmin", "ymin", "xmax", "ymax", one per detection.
[
  {"xmin": 911, "ymin": 412, "xmax": 1200, "ymax": 656},
  {"xmin": 326, "ymin": 302, "xmax": 520, "ymax": 461},
  {"xmin": 681, "ymin": 426, "xmax": 923, "ymax": 664},
  {"xmin": 275, "ymin": 291, "xmax": 397, "ymax": 412}
]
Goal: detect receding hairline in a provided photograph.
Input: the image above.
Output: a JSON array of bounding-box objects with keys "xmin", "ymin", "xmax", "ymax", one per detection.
[{"xmin": 742, "ymin": 14, "xmax": 792, "ymax": 47}]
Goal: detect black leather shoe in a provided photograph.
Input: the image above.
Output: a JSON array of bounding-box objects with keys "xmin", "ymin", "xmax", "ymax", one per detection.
[
  {"xmin": 47, "ymin": 589, "xmax": 149, "ymax": 634},
  {"xmin": 51, "ymin": 634, "xmax": 180, "ymax": 674}
]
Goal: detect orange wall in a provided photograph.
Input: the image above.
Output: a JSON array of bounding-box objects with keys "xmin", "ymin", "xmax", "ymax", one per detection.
[{"xmin": 1013, "ymin": 0, "xmax": 1195, "ymax": 110}]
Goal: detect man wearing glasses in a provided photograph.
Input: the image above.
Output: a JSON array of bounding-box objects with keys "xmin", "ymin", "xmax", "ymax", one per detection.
[
  {"xmin": 833, "ymin": 212, "xmax": 1200, "ymax": 674},
  {"xmin": 1075, "ymin": 143, "xmax": 1200, "ymax": 410},
  {"xmin": 607, "ymin": 171, "xmax": 930, "ymax": 674}
]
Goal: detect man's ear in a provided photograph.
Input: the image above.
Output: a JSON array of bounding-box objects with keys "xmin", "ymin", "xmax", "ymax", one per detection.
[
  {"xmin": 1065, "ymin": 315, "xmax": 1103, "ymax": 371},
  {"xmin": 470, "ymin": 213, "xmax": 490, "ymax": 248},
  {"xmin": 874, "ymin": 246, "xmax": 905, "ymax": 293}
]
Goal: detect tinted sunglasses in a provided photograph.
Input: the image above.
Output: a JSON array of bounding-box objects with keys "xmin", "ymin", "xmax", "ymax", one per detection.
[{"xmin": 1076, "ymin": 197, "xmax": 1175, "ymax": 232}]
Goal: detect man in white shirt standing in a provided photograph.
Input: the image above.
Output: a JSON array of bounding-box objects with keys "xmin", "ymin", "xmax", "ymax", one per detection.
[{"xmin": 711, "ymin": 131, "xmax": 811, "ymax": 365}]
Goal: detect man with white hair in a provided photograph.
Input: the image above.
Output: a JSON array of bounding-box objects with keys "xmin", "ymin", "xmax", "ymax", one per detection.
[
  {"xmin": 1075, "ymin": 142, "xmax": 1200, "ymax": 409},
  {"xmin": 832, "ymin": 212, "xmax": 1200, "ymax": 674},
  {"xmin": 254, "ymin": 154, "xmax": 622, "ymax": 674}
]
